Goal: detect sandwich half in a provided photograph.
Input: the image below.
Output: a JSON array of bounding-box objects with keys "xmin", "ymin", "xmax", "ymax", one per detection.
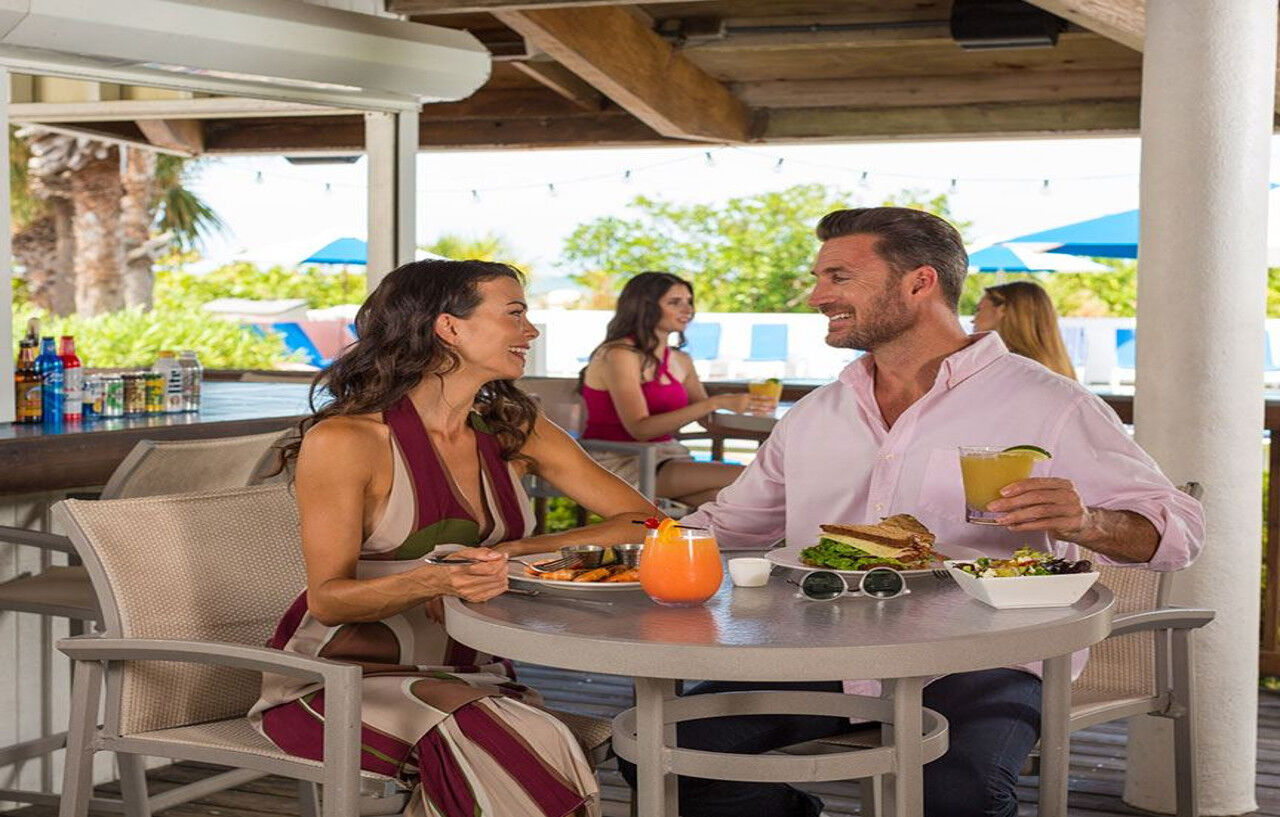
[{"xmin": 800, "ymin": 514, "xmax": 945, "ymax": 571}]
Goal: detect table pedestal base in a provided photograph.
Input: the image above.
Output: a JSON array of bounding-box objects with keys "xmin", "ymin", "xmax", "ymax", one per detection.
[{"xmin": 612, "ymin": 682, "xmax": 947, "ymax": 817}]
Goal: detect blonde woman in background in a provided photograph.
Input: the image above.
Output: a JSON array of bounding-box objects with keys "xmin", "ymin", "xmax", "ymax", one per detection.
[{"xmin": 972, "ymin": 280, "xmax": 1076, "ymax": 379}]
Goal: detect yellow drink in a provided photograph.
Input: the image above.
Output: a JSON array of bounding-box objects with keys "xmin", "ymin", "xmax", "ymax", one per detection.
[
  {"xmin": 959, "ymin": 447, "xmax": 1036, "ymax": 524},
  {"xmin": 747, "ymin": 379, "xmax": 784, "ymax": 415}
]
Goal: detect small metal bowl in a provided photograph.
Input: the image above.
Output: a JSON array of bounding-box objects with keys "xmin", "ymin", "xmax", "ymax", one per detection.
[
  {"xmin": 559, "ymin": 544, "xmax": 605, "ymax": 569},
  {"xmin": 613, "ymin": 543, "xmax": 644, "ymax": 568}
]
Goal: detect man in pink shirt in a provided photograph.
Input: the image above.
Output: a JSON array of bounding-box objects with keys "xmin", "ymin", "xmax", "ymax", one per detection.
[{"xmin": 617, "ymin": 207, "xmax": 1204, "ymax": 817}]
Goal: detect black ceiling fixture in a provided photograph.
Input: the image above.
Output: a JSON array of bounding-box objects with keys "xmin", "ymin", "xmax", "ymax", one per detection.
[{"xmin": 949, "ymin": 0, "xmax": 1068, "ymax": 50}]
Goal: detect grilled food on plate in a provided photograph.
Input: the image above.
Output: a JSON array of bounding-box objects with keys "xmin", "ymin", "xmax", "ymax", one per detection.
[
  {"xmin": 523, "ymin": 561, "xmax": 640, "ymax": 583},
  {"xmin": 800, "ymin": 513, "xmax": 947, "ymax": 571}
]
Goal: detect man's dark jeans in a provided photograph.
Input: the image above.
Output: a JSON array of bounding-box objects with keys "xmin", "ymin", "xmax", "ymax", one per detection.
[{"xmin": 616, "ymin": 668, "xmax": 1042, "ymax": 817}]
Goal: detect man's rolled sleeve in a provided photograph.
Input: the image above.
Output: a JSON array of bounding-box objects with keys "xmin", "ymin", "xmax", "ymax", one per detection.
[{"xmin": 1051, "ymin": 394, "xmax": 1205, "ymax": 572}]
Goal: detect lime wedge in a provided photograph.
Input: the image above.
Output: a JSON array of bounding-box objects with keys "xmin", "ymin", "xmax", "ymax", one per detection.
[
  {"xmin": 1003, "ymin": 444, "xmax": 1051, "ymax": 460},
  {"xmin": 766, "ymin": 377, "xmax": 781, "ymax": 384}
]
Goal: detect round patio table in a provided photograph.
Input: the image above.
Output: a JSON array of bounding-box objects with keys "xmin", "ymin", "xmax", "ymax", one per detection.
[{"xmin": 445, "ymin": 571, "xmax": 1113, "ymax": 817}]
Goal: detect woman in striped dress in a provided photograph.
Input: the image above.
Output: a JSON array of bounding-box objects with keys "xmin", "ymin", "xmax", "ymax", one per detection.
[{"xmin": 250, "ymin": 260, "xmax": 653, "ymax": 817}]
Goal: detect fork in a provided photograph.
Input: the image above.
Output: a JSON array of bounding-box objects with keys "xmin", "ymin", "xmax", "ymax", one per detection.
[
  {"xmin": 424, "ymin": 553, "xmax": 582, "ymax": 574},
  {"xmin": 931, "ymin": 568, "xmax": 952, "ymax": 583}
]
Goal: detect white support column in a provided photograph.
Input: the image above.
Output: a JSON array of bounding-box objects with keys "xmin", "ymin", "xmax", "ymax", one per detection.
[
  {"xmin": 0, "ymin": 68, "xmax": 13, "ymax": 424},
  {"xmin": 1129, "ymin": 2, "xmax": 1276, "ymax": 814},
  {"xmin": 364, "ymin": 110, "xmax": 418, "ymax": 292}
]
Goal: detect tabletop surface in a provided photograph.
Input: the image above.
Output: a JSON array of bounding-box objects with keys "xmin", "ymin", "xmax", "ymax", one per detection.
[
  {"xmin": 0, "ymin": 381, "xmax": 314, "ymax": 440},
  {"xmin": 446, "ymin": 569, "xmax": 1114, "ymax": 681}
]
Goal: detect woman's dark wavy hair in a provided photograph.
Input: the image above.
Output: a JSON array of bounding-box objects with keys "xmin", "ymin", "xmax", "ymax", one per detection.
[
  {"xmin": 589, "ymin": 271, "xmax": 694, "ymax": 376},
  {"xmin": 278, "ymin": 259, "xmax": 538, "ymax": 470}
]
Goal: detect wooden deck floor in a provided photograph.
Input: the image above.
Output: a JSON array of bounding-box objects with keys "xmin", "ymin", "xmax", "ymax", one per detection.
[{"xmin": 14, "ymin": 665, "xmax": 1280, "ymax": 816}]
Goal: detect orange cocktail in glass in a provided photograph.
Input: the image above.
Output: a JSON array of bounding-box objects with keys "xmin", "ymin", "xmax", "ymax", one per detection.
[
  {"xmin": 639, "ymin": 520, "xmax": 723, "ymax": 606},
  {"xmin": 958, "ymin": 446, "xmax": 1039, "ymax": 524},
  {"xmin": 747, "ymin": 378, "xmax": 784, "ymax": 416}
]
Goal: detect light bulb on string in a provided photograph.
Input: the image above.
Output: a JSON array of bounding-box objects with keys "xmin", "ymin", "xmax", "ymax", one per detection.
[
  {"xmin": 773, "ymin": 158, "xmax": 785, "ymax": 174},
  {"xmin": 1040, "ymin": 179, "xmax": 1052, "ymax": 196},
  {"xmin": 471, "ymin": 189, "xmax": 481, "ymax": 204},
  {"xmin": 324, "ymin": 183, "xmax": 332, "ymax": 194},
  {"xmin": 858, "ymin": 171, "xmax": 871, "ymax": 190},
  {"xmin": 623, "ymin": 169, "xmax": 633, "ymax": 184},
  {"xmin": 947, "ymin": 178, "xmax": 959, "ymax": 195},
  {"xmin": 703, "ymin": 151, "xmax": 715, "ymax": 167},
  {"xmin": 255, "ymin": 171, "xmax": 264, "ymax": 184},
  {"xmin": 547, "ymin": 183, "xmax": 558, "ymax": 197}
]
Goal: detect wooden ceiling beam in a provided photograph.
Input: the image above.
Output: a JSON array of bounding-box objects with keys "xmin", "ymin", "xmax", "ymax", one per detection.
[
  {"xmin": 765, "ymin": 100, "xmax": 1142, "ymax": 141},
  {"xmin": 493, "ymin": 5, "xmax": 753, "ymax": 143},
  {"xmin": 679, "ymin": 23, "xmax": 955, "ymax": 54},
  {"xmin": 390, "ymin": 0, "xmax": 687, "ymax": 12},
  {"xmin": 1022, "ymin": 0, "xmax": 1144, "ymax": 51},
  {"xmin": 202, "ymin": 111, "xmax": 679, "ymax": 152},
  {"xmin": 738, "ymin": 69, "xmax": 1141, "ymax": 109},
  {"xmin": 510, "ymin": 60, "xmax": 605, "ymax": 111},
  {"xmin": 135, "ymin": 119, "xmax": 205, "ymax": 155}
]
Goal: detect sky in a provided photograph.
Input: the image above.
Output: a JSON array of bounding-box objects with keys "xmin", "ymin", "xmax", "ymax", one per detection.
[{"xmin": 185, "ymin": 135, "xmax": 1279, "ymax": 287}]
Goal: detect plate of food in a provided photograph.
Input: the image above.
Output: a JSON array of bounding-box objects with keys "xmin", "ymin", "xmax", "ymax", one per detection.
[
  {"xmin": 946, "ymin": 548, "xmax": 1098, "ymax": 609},
  {"xmin": 767, "ymin": 514, "xmax": 947, "ymax": 576},
  {"xmin": 509, "ymin": 548, "xmax": 643, "ymax": 592}
]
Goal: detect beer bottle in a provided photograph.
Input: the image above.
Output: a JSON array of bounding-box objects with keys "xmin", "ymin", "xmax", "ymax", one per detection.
[
  {"xmin": 59, "ymin": 335, "xmax": 82, "ymax": 422},
  {"xmin": 15, "ymin": 340, "xmax": 41, "ymax": 423},
  {"xmin": 35, "ymin": 336, "xmax": 63, "ymax": 425}
]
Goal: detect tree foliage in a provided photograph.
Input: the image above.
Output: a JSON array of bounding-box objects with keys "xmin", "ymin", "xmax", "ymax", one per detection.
[
  {"xmin": 559, "ymin": 184, "xmax": 852, "ymax": 312},
  {"xmin": 421, "ymin": 232, "xmax": 525, "ymax": 267}
]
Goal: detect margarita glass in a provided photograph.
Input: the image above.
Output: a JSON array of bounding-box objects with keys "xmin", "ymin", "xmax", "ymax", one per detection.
[{"xmin": 958, "ymin": 446, "xmax": 1047, "ymax": 524}]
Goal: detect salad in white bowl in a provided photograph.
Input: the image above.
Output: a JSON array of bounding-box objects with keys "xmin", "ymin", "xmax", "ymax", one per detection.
[{"xmin": 947, "ymin": 548, "xmax": 1099, "ymax": 609}]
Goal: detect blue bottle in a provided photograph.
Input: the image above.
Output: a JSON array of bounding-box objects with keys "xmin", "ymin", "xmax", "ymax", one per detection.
[{"xmin": 35, "ymin": 336, "xmax": 64, "ymax": 425}]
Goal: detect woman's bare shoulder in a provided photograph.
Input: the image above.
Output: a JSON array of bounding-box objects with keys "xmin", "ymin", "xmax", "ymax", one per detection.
[{"xmin": 301, "ymin": 413, "xmax": 388, "ymax": 459}]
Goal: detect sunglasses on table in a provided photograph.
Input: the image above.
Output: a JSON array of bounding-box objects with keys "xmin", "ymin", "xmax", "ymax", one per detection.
[{"xmin": 790, "ymin": 567, "xmax": 908, "ymax": 601}]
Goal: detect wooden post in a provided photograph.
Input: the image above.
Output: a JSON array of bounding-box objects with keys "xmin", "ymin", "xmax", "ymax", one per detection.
[
  {"xmin": 0, "ymin": 69, "xmax": 13, "ymax": 424},
  {"xmin": 365, "ymin": 110, "xmax": 418, "ymax": 292}
]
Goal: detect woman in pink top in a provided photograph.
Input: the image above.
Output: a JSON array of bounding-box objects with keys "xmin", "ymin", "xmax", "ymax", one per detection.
[{"xmin": 580, "ymin": 271, "xmax": 756, "ymax": 506}]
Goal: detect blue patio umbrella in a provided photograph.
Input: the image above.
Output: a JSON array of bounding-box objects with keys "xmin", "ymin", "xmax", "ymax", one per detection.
[
  {"xmin": 302, "ymin": 237, "xmax": 367, "ymax": 266},
  {"xmin": 967, "ymin": 243, "xmax": 1107, "ymax": 273},
  {"xmin": 1004, "ymin": 184, "xmax": 1279, "ymax": 260}
]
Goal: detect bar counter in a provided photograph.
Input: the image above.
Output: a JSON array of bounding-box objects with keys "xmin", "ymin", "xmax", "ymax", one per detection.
[{"xmin": 0, "ymin": 381, "xmax": 312, "ymax": 495}]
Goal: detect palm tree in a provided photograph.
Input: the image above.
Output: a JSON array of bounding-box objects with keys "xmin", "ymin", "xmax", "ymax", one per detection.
[{"xmin": 10, "ymin": 127, "xmax": 226, "ymax": 315}]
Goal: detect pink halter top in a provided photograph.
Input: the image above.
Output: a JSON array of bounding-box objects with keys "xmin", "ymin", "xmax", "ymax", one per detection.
[{"xmin": 581, "ymin": 346, "xmax": 689, "ymax": 442}]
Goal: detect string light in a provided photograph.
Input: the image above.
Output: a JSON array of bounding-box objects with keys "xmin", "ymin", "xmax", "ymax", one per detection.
[
  {"xmin": 547, "ymin": 183, "xmax": 557, "ymax": 197},
  {"xmin": 1040, "ymin": 179, "xmax": 1052, "ymax": 196},
  {"xmin": 858, "ymin": 171, "xmax": 871, "ymax": 190},
  {"xmin": 324, "ymin": 182, "xmax": 332, "ymax": 194},
  {"xmin": 948, "ymin": 178, "xmax": 959, "ymax": 195},
  {"xmin": 703, "ymin": 151, "xmax": 715, "ymax": 167},
  {"xmin": 255, "ymin": 171, "xmax": 264, "ymax": 184},
  {"xmin": 623, "ymin": 169, "xmax": 632, "ymax": 183},
  {"xmin": 773, "ymin": 158, "xmax": 784, "ymax": 173},
  {"xmin": 471, "ymin": 189, "xmax": 481, "ymax": 203}
]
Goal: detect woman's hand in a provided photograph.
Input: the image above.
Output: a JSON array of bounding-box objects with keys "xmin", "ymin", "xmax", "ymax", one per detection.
[
  {"xmin": 421, "ymin": 547, "xmax": 509, "ymax": 603},
  {"xmin": 712, "ymin": 392, "xmax": 752, "ymax": 413}
]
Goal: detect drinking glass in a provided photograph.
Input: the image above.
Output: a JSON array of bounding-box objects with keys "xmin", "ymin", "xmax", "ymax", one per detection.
[
  {"xmin": 746, "ymin": 378, "xmax": 784, "ymax": 416},
  {"xmin": 639, "ymin": 524, "xmax": 723, "ymax": 606},
  {"xmin": 958, "ymin": 446, "xmax": 1036, "ymax": 524}
]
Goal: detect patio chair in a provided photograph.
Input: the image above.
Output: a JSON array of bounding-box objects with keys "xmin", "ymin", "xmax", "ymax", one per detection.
[
  {"xmin": 1060, "ymin": 324, "xmax": 1088, "ymax": 376},
  {"xmin": 53, "ymin": 485, "xmax": 613, "ymax": 817},
  {"xmin": 1111, "ymin": 327, "xmax": 1136, "ymax": 388},
  {"xmin": 747, "ymin": 323, "xmax": 789, "ymax": 362},
  {"xmin": 793, "ymin": 481, "xmax": 1213, "ymax": 817},
  {"xmin": 682, "ymin": 321, "xmax": 722, "ymax": 361},
  {"xmin": 0, "ymin": 430, "xmax": 288, "ymax": 811},
  {"xmin": 248, "ymin": 323, "xmax": 331, "ymax": 368}
]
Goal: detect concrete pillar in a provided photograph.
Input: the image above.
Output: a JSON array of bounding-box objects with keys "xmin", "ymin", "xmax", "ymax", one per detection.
[
  {"xmin": 364, "ymin": 110, "xmax": 418, "ymax": 292},
  {"xmin": 0, "ymin": 69, "xmax": 13, "ymax": 424},
  {"xmin": 1129, "ymin": 2, "xmax": 1276, "ymax": 813}
]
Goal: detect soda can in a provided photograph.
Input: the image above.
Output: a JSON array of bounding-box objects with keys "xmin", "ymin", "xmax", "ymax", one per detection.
[
  {"xmin": 81, "ymin": 375, "xmax": 98, "ymax": 420},
  {"xmin": 122, "ymin": 373, "xmax": 148, "ymax": 417},
  {"xmin": 145, "ymin": 372, "xmax": 165, "ymax": 414},
  {"xmin": 102, "ymin": 374, "xmax": 125, "ymax": 418}
]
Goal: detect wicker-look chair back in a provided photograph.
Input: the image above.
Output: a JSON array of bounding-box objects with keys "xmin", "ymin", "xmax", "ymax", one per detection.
[
  {"xmin": 1071, "ymin": 554, "xmax": 1162, "ymax": 701},
  {"xmin": 57, "ymin": 484, "xmax": 304, "ymax": 735},
  {"xmin": 102, "ymin": 431, "xmax": 288, "ymax": 500},
  {"xmin": 517, "ymin": 376, "xmax": 585, "ymax": 433}
]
